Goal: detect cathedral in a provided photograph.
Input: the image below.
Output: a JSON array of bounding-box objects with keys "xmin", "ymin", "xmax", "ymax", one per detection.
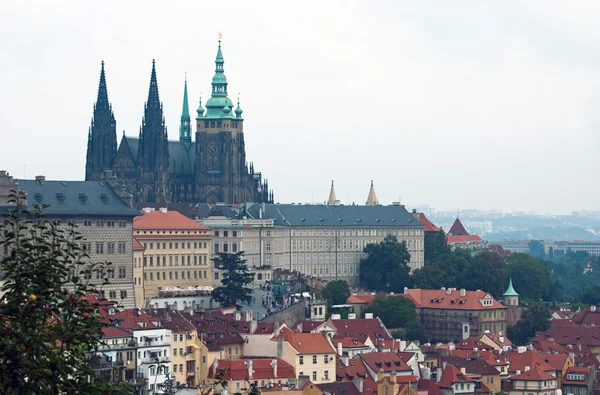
[{"xmin": 85, "ymin": 39, "xmax": 273, "ymax": 205}]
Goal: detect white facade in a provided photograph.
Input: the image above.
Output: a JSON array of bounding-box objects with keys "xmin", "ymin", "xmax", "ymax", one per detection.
[{"xmin": 135, "ymin": 328, "xmax": 172, "ymax": 394}]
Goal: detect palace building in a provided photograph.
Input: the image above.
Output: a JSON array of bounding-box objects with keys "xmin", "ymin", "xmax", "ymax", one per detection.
[{"xmin": 85, "ymin": 39, "xmax": 273, "ymax": 205}]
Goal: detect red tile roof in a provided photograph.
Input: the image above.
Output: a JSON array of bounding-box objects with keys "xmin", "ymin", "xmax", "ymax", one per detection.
[
  {"xmin": 417, "ymin": 378, "xmax": 444, "ymax": 395},
  {"xmin": 102, "ymin": 326, "xmax": 133, "ymax": 338},
  {"xmin": 347, "ymin": 294, "xmax": 377, "ymax": 305},
  {"xmin": 207, "ymin": 358, "xmax": 295, "ymax": 380},
  {"xmin": 437, "ymin": 364, "xmax": 474, "ymax": 388},
  {"xmin": 104, "ymin": 308, "xmax": 162, "ymax": 329},
  {"xmin": 316, "ymin": 382, "xmax": 362, "ymax": 395},
  {"xmin": 562, "ymin": 367, "xmax": 591, "ymax": 386},
  {"xmin": 404, "ymin": 288, "xmax": 505, "ymax": 310},
  {"xmin": 133, "ymin": 209, "xmax": 210, "ymax": 231},
  {"xmin": 291, "ymin": 320, "xmax": 327, "ymax": 333},
  {"xmin": 455, "ymin": 336, "xmax": 488, "ymax": 350},
  {"xmin": 333, "ymin": 336, "xmax": 368, "ymax": 349},
  {"xmin": 273, "ymin": 327, "xmax": 335, "ymax": 354},
  {"xmin": 510, "ymin": 366, "xmax": 556, "ymax": 381},
  {"xmin": 531, "ymin": 321, "xmax": 600, "ymax": 348},
  {"xmin": 447, "ymin": 235, "xmax": 482, "ymax": 244},
  {"xmin": 488, "ymin": 244, "xmax": 511, "ymax": 257},
  {"xmin": 359, "ymin": 352, "xmax": 412, "ymax": 374},
  {"xmin": 418, "ymin": 213, "xmax": 440, "ymax": 232},
  {"xmin": 448, "ymin": 218, "xmax": 469, "ymax": 236},
  {"xmin": 336, "ymin": 356, "xmax": 369, "ymax": 381},
  {"xmin": 540, "ymin": 353, "xmax": 569, "ymax": 371},
  {"xmin": 482, "ymin": 331, "xmax": 514, "ymax": 348},
  {"xmin": 329, "ymin": 318, "xmax": 392, "ymax": 344},
  {"xmin": 133, "ymin": 237, "xmax": 144, "ymax": 251},
  {"xmin": 396, "ymin": 351, "xmax": 417, "ymax": 363},
  {"xmin": 503, "ymin": 350, "xmax": 555, "ymax": 375},
  {"xmin": 573, "ymin": 306, "xmax": 600, "ymax": 326}
]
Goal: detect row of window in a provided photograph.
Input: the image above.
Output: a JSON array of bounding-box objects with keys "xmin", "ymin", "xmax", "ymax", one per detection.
[
  {"xmin": 98, "ymin": 290, "xmax": 128, "ymax": 300},
  {"xmin": 299, "ymin": 355, "xmax": 330, "ymax": 365},
  {"xmin": 214, "ymin": 230, "xmax": 238, "ymax": 238},
  {"xmin": 213, "ymin": 243, "xmax": 238, "ymax": 253},
  {"xmin": 291, "ymin": 238, "xmax": 420, "ymax": 252},
  {"xmin": 293, "ymin": 253, "xmax": 364, "ymax": 265},
  {"xmin": 298, "ymin": 371, "xmax": 329, "ymax": 381},
  {"xmin": 144, "ymin": 270, "xmax": 209, "ymax": 281},
  {"xmin": 143, "ymin": 254, "xmax": 209, "ymax": 267},
  {"xmin": 296, "ymin": 266, "xmax": 356, "ymax": 275},
  {"xmin": 204, "ymin": 120, "xmax": 241, "ymax": 129},
  {"xmin": 144, "ymin": 241, "xmax": 208, "ymax": 250},
  {"xmin": 291, "ymin": 229, "xmax": 421, "ymax": 237},
  {"xmin": 82, "ymin": 220, "xmax": 128, "ymax": 227},
  {"xmin": 84, "ymin": 242, "xmax": 128, "ymax": 254}
]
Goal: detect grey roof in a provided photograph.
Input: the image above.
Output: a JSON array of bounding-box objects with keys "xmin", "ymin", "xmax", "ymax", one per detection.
[
  {"xmin": 16, "ymin": 179, "xmax": 141, "ymax": 217},
  {"xmin": 122, "ymin": 137, "xmax": 195, "ymax": 175},
  {"xmin": 245, "ymin": 204, "xmax": 424, "ymax": 228}
]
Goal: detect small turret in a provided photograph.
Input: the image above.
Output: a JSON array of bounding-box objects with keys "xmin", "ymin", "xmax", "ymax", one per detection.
[
  {"xmin": 366, "ymin": 180, "xmax": 379, "ymax": 206},
  {"xmin": 196, "ymin": 96, "xmax": 204, "ymax": 119},
  {"xmin": 503, "ymin": 278, "xmax": 519, "ymax": 306},
  {"xmin": 235, "ymin": 97, "xmax": 243, "ymax": 119},
  {"xmin": 327, "ymin": 180, "xmax": 337, "ymax": 205}
]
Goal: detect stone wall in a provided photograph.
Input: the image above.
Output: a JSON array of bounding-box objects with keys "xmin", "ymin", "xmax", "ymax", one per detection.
[{"xmin": 260, "ymin": 300, "xmax": 307, "ymax": 327}]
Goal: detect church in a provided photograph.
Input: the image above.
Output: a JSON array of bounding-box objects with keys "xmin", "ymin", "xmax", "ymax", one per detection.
[{"xmin": 85, "ymin": 39, "xmax": 273, "ymax": 205}]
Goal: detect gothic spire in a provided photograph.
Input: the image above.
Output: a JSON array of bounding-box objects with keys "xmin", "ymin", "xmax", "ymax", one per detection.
[
  {"xmin": 85, "ymin": 60, "xmax": 117, "ymax": 181},
  {"xmin": 366, "ymin": 180, "xmax": 379, "ymax": 206},
  {"xmin": 327, "ymin": 180, "xmax": 337, "ymax": 205},
  {"xmin": 211, "ymin": 39, "xmax": 228, "ymax": 98},
  {"xmin": 179, "ymin": 75, "xmax": 191, "ymax": 148},
  {"xmin": 146, "ymin": 59, "xmax": 161, "ymax": 109}
]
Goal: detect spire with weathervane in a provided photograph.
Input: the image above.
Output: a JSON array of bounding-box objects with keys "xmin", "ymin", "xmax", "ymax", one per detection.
[
  {"xmin": 366, "ymin": 180, "xmax": 379, "ymax": 206},
  {"xmin": 85, "ymin": 60, "xmax": 117, "ymax": 181},
  {"xmin": 204, "ymin": 33, "xmax": 235, "ymax": 120},
  {"xmin": 327, "ymin": 180, "xmax": 337, "ymax": 205},
  {"xmin": 138, "ymin": 59, "xmax": 169, "ymax": 171},
  {"xmin": 179, "ymin": 74, "xmax": 192, "ymax": 149}
]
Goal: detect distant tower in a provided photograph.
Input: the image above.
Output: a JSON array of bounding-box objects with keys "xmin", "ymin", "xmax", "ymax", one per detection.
[
  {"xmin": 366, "ymin": 180, "xmax": 379, "ymax": 206},
  {"xmin": 503, "ymin": 278, "xmax": 519, "ymax": 306},
  {"xmin": 448, "ymin": 217, "xmax": 470, "ymax": 236},
  {"xmin": 85, "ymin": 61, "xmax": 117, "ymax": 181},
  {"xmin": 179, "ymin": 75, "xmax": 192, "ymax": 149},
  {"xmin": 327, "ymin": 180, "xmax": 337, "ymax": 205}
]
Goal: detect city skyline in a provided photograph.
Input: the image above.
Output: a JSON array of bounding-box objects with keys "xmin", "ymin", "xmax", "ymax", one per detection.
[{"xmin": 2, "ymin": 1, "xmax": 600, "ymax": 213}]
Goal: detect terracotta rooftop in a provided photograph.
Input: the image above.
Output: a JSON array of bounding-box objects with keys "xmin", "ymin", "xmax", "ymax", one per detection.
[
  {"xmin": 333, "ymin": 336, "xmax": 368, "ymax": 349},
  {"xmin": 329, "ymin": 318, "xmax": 392, "ymax": 344},
  {"xmin": 417, "ymin": 378, "xmax": 444, "ymax": 395},
  {"xmin": 133, "ymin": 237, "xmax": 144, "ymax": 251},
  {"xmin": 448, "ymin": 218, "xmax": 469, "ymax": 236},
  {"xmin": 504, "ymin": 349, "xmax": 555, "ymax": 375},
  {"xmin": 133, "ymin": 209, "xmax": 210, "ymax": 231},
  {"xmin": 488, "ymin": 244, "xmax": 511, "ymax": 257},
  {"xmin": 562, "ymin": 367, "xmax": 592, "ymax": 386},
  {"xmin": 359, "ymin": 352, "xmax": 412, "ymax": 374},
  {"xmin": 440, "ymin": 356, "xmax": 500, "ymax": 376},
  {"xmin": 573, "ymin": 306, "xmax": 600, "ymax": 326},
  {"xmin": 207, "ymin": 358, "xmax": 295, "ymax": 380},
  {"xmin": 404, "ymin": 288, "xmax": 505, "ymax": 310},
  {"xmin": 291, "ymin": 320, "xmax": 328, "ymax": 333},
  {"xmin": 102, "ymin": 326, "xmax": 133, "ymax": 338},
  {"xmin": 447, "ymin": 234, "xmax": 482, "ymax": 244},
  {"xmin": 273, "ymin": 327, "xmax": 335, "ymax": 354},
  {"xmin": 336, "ymin": 356, "xmax": 369, "ymax": 381},
  {"xmin": 418, "ymin": 213, "xmax": 440, "ymax": 232},
  {"xmin": 531, "ymin": 320, "xmax": 600, "ymax": 347},
  {"xmin": 510, "ymin": 366, "xmax": 556, "ymax": 381},
  {"xmin": 105, "ymin": 308, "xmax": 160, "ymax": 330},
  {"xmin": 482, "ymin": 331, "xmax": 513, "ymax": 348},
  {"xmin": 437, "ymin": 364, "xmax": 474, "ymax": 388},
  {"xmin": 316, "ymin": 382, "xmax": 362, "ymax": 395}
]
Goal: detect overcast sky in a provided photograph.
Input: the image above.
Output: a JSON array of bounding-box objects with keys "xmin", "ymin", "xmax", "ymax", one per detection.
[{"xmin": 1, "ymin": 1, "xmax": 599, "ymax": 214}]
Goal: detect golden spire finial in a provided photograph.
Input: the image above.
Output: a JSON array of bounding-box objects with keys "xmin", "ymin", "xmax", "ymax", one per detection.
[{"xmin": 218, "ymin": 31, "xmax": 222, "ymax": 42}]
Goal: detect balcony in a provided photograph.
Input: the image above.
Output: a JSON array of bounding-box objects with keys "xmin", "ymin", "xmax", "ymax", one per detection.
[
  {"xmin": 137, "ymin": 338, "xmax": 169, "ymax": 348},
  {"xmin": 98, "ymin": 340, "xmax": 137, "ymax": 350},
  {"xmin": 187, "ymin": 371, "xmax": 196, "ymax": 377},
  {"xmin": 140, "ymin": 356, "xmax": 170, "ymax": 365}
]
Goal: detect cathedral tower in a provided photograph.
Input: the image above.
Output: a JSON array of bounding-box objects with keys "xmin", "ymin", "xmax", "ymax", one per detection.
[
  {"xmin": 179, "ymin": 76, "xmax": 192, "ymax": 149},
  {"xmin": 85, "ymin": 61, "xmax": 117, "ymax": 181},
  {"xmin": 137, "ymin": 60, "xmax": 170, "ymax": 203}
]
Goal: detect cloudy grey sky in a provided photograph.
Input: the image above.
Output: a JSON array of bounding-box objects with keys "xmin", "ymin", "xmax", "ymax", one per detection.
[{"xmin": 1, "ymin": 1, "xmax": 599, "ymax": 214}]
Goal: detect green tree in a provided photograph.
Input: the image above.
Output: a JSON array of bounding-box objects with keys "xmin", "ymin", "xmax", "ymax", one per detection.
[
  {"xmin": 0, "ymin": 191, "xmax": 128, "ymax": 393},
  {"xmin": 362, "ymin": 294, "xmax": 417, "ymax": 328},
  {"xmin": 360, "ymin": 235, "xmax": 413, "ymax": 292},
  {"xmin": 412, "ymin": 249, "xmax": 472, "ymax": 290},
  {"xmin": 507, "ymin": 302, "xmax": 550, "ymax": 345},
  {"xmin": 402, "ymin": 321, "xmax": 429, "ymax": 344},
  {"xmin": 461, "ymin": 251, "xmax": 506, "ymax": 298},
  {"xmin": 322, "ymin": 280, "xmax": 350, "ymax": 305},
  {"xmin": 528, "ymin": 240, "xmax": 545, "ymax": 259},
  {"xmin": 580, "ymin": 286, "xmax": 600, "ymax": 305},
  {"xmin": 424, "ymin": 229, "xmax": 447, "ymax": 264},
  {"xmin": 211, "ymin": 252, "xmax": 254, "ymax": 309},
  {"xmin": 505, "ymin": 253, "xmax": 551, "ymax": 301}
]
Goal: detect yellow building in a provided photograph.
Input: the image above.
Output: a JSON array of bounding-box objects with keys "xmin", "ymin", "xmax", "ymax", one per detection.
[
  {"xmin": 133, "ymin": 238, "xmax": 145, "ymax": 307},
  {"xmin": 133, "ymin": 208, "xmax": 212, "ymax": 299}
]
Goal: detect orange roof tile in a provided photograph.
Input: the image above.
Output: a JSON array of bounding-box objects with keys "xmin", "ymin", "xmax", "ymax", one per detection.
[
  {"xmin": 133, "ymin": 237, "xmax": 144, "ymax": 251},
  {"xmin": 418, "ymin": 213, "xmax": 440, "ymax": 232},
  {"xmin": 404, "ymin": 288, "xmax": 505, "ymax": 310},
  {"xmin": 359, "ymin": 352, "xmax": 412, "ymax": 374},
  {"xmin": 448, "ymin": 218, "xmax": 469, "ymax": 236},
  {"xmin": 274, "ymin": 328, "xmax": 335, "ymax": 354},
  {"xmin": 437, "ymin": 364, "xmax": 474, "ymax": 388},
  {"xmin": 133, "ymin": 209, "xmax": 209, "ymax": 231},
  {"xmin": 207, "ymin": 358, "xmax": 295, "ymax": 380},
  {"xmin": 447, "ymin": 235, "xmax": 482, "ymax": 244},
  {"xmin": 511, "ymin": 366, "xmax": 556, "ymax": 381}
]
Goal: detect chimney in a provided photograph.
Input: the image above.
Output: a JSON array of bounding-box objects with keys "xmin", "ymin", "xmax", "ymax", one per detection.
[
  {"xmin": 390, "ymin": 371, "xmax": 397, "ymax": 384},
  {"xmin": 337, "ymin": 342, "xmax": 343, "ymax": 356},
  {"xmin": 365, "ymin": 313, "xmax": 374, "ymax": 319},
  {"xmin": 247, "ymin": 359, "xmax": 254, "ymax": 380},
  {"xmin": 460, "ymin": 289, "xmax": 466, "ymax": 297},
  {"xmin": 297, "ymin": 322, "xmax": 303, "ymax": 333},
  {"xmin": 275, "ymin": 321, "xmax": 280, "ymax": 332},
  {"xmin": 569, "ymin": 352, "xmax": 575, "ymax": 363},
  {"xmin": 499, "ymin": 336, "xmax": 504, "ymax": 344},
  {"xmin": 411, "ymin": 209, "xmax": 420, "ymax": 221},
  {"xmin": 35, "ymin": 175, "xmax": 45, "ymax": 184},
  {"xmin": 271, "ymin": 359, "xmax": 278, "ymax": 378},
  {"xmin": 517, "ymin": 346, "xmax": 526, "ymax": 354},
  {"xmin": 348, "ymin": 313, "xmax": 356, "ymax": 319},
  {"xmin": 331, "ymin": 314, "xmax": 341, "ymax": 320},
  {"xmin": 524, "ymin": 366, "xmax": 530, "ymax": 372},
  {"xmin": 592, "ymin": 305, "xmax": 597, "ymax": 312},
  {"xmin": 516, "ymin": 370, "xmax": 521, "ymax": 375},
  {"xmin": 277, "ymin": 336, "xmax": 284, "ymax": 358},
  {"xmin": 460, "ymin": 367, "xmax": 466, "ymax": 374},
  {"xmin": 485, "ymin": 329, "xmax": 490, "ymax": 334},
  {"xmin": 352, "ymin": 376, "xmax": 364, "ymax": 393},
  {"xmin": 436, "ymin": 367, "xmax": 442, "ymax": 383},
  {"xmin": 472, "ymin": 348, "xmax": 479, "ymax": 360},
  {"xmin": 159, "ymin": 207, "xmax": 167, "ymax": 214},
  {"xmin": 449, "ymin": 343, "xmax": 455, "ymax": 351},
  {"xmin": 446, "ymin": 288, "xmax": 452, "ymax": 295},
  {"xmin": 441, "ymin": 287, "xmax": 446, "ymax": 291},
  {"xmin": 422, "ymin": 367, "xmax": 431, "ymax": 380},
  {"xmin": 442, "ymin": 361, "xmax": 447, "ymax": 369},
  {"xmin": 212, "ymin": 358, "xmax": 218, "ymax": 376},
  {"xmin": 341, "ymin": 355, "xmax": 349, "ymax": 366},
  {"xmin": 400, "ymin": 340, "xmax": 407, "ymax": 351},
  {"xmin": 404, "ymin": 287, "xmax": 409, "ymax": 294}
]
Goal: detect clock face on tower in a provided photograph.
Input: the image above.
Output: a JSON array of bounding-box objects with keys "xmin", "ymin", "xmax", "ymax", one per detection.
[{"xmin": 208, "ymin": 144, "xmax": 218, "ymax": 156}]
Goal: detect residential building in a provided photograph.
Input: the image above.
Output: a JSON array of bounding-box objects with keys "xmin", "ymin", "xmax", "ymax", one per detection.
[
  {"xmin": 208, "ymin": 358, "xmax": 296, "ymax": 394},
  {"xmin": 1, "ymin": 173, "xmax": 140, "ymax": 308},
  {"xmin": 133, "ymin": 208, "xmax": 212, "ymax": 299},
  {"xmin": 275, "ymin": 328, "xmax": 336, "ymax": 384},
  {"xmin": 446, "ymin": 218, "xmax": 486, "ymax": 252},
  {"xmin": 133, "ymin": 238, "xmax": 145, "ymax": 308},
  {"xmin": 439, "ymin": 356, "xmax": 501, "ymax": 393},
  {"xmin": 403, "ymin": 288, "xmax": 508, "ymax": 343},
  {"xmin": 436, "ymin": 364, "xmax": 477, "ymax": 395},
  {"xmin": 327, "ymin": 315, "xmax": 393, "ymax": 348},
  {"xmin": 359, "ymin": 352, "xmax": 413, "ymax": 380},
  {"xmin": 562, "ymin": 367, "xmax": 595, "ymax": 395},
  {"xmin": 93, "ymin": 326, "xmax": 142, "ymax": 391},
  {"xmin": 507, "ymin": 367, "xmax": 558, "ymax": 395},
  {"xmin": 496, "ymin": 240, "xmax": 530, "ymax": 254}
]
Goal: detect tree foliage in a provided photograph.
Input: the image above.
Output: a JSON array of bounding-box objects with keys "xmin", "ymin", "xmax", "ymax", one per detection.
[
  {"xmin": 505, "ymin": 253, "xmax": 552, "ymax": 301},
  {"xmin": 362, "ymin": 294, "xmax": 417, "ymax": 329},
  {"xmin": 0, "ymin": 191, "xmax": 128, "ymax": 393},
  {"xmin": 507, "ymin": 302, "xmax": 550, "ymax": 346},
  {"xmin": 211, "ymin": 252, "xmax": 254, "ymax": 309},
  {"xmin": 424, "ymin": 229, "xmax": 448, "ymax": 264},
  {"xmin": 360, "ymin": 235, "xmax": 413, "ymax": 293},
  {"xmin": 321, "ymin": 280, "xmax": 350, "ymax": 306}
]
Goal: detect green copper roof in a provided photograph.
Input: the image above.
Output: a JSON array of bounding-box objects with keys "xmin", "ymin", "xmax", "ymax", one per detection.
[
  {"xmin": 179, "ymin": 77, "xmax": 191, "ymax": 147},
  {"xmin": 503, "ymin": 278, "xmax": 519, "ymax": 296},
  {"xmin": 181, "ymin": 77, "xmax": 190, "ymax": 121},
  {"xmin": 196, "ymin": 96, "xmax": 204, "ymax": 119},
  {"xmin": 235, "ymin": 98, "xmax": 243, "ymax": 119}
]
